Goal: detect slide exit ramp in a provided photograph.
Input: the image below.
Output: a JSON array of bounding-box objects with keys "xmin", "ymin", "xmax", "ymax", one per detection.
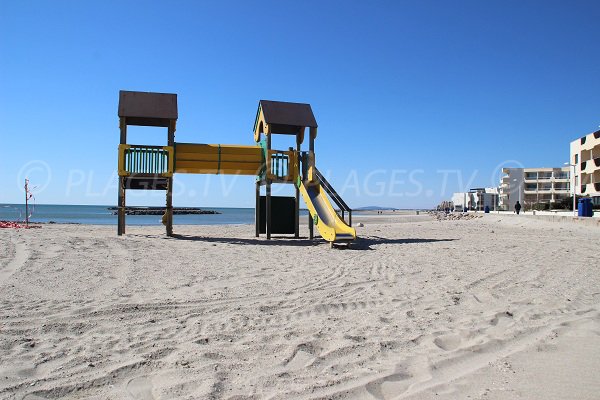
[{"xmin": 299, "ymin": 174, "xmax": 356, "ymax": 245}]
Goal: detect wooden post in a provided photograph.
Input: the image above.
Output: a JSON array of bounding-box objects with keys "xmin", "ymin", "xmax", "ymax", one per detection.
[
  {"xmin": 255, "ymin": 181, "xmax": 260, "ymax": 237},
  {"xmin": 118, "ymin": 180, "xmax": 126, "ymax": 235},
  {"xmin": 266, "ymin": 132, "xmax": 272, "ymax": 240},
  {"xmin": 166, "ymin": 120, "xmax": 175, "ymax": 236},
  {"xmin": 308, "ymin": 128, "xmax": 315, "ymax": 240},
  {"xmin": 295, "ymin": 133, "xmax": 301, "ymax": 238},
  {"xmin": 118, "ymin": 118, "xmax": 127, "ymax": 235}
]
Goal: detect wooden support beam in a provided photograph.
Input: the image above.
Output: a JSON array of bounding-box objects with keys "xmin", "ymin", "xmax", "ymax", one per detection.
[
  {"xmin": 166, "ymin": 120, "xmax": 176, "ymax": 236},
  {"xmin": 119, "ymin": 117, "xmax": 127, "ymax": 143},
  {"xmin": 118, "ymin": 177, "xmax": 125, "ymax": 235},
  {"xmin": 266, "ymin": 184, "xmax": 272, "ymax": 240},
  {"xmin": 308, "ymin": 129, "xmax": 315, "ymax": 240},
  {"xmin": 166, "ymin": 177, "xmax": 173, "ymax": 236},
  {"xmin": 118, "ymin": 118, "xmax": 127, "ymax": 235},
  {"xmin": 266, "ymin": 133, "xmax": 272, "ymax": 240},
  {"xmin": 295, "ymin": 134, "xmax": 301, "ymax": 238},
  {"xmin": 255, "ymin": 181, "xmax": 260, "ymax": 237}
]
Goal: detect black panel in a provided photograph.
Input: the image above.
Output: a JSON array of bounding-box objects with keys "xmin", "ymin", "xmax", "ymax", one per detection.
[
  {"xmin": 259, "ymin": 196, "xmax": 295, "ymax": 234},
  {"xmin": 123, "ymin": 177, "xmax": 169, "ymax": 190}
]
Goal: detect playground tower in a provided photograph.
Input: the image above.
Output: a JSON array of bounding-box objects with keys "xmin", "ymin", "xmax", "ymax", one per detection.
[{"xmin": 116, "ymin": 90, "xmax": 355, "ymax": 246}]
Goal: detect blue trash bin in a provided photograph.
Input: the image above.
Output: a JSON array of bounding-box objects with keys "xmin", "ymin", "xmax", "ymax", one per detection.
[
  {"xmin": 578, "ymin": 198, "xmax": 593, "ymax": 217},
  {"xmin": 484, "ymin": 205, "xmax": 490, "ymax": 213},
  {"xmin": 585, "ymin": 198, "xmax": 594, "ymax": 217}
]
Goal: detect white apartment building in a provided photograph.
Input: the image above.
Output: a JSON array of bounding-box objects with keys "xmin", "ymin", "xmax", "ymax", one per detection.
[
  {"xmin": 570, "ymin": 130, "xmax": 600, "ymax": 203},
  {"xmin": 499, "ymin": 167, "xmax": 570, "ymax": 211},
  {"xmin": 452, "ymin": 188, "xmax": 498, "ymax": 211}
]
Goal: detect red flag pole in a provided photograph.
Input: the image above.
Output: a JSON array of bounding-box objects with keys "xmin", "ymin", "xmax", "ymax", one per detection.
[{"xmin": 25, "ymin": 179, "xmax": 29, "ymax": 227}]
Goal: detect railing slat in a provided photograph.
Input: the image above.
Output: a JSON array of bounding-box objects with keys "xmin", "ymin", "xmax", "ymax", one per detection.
[{"xmin": 121, "ymin": 146, "xmax": 172, "ymax": 176}]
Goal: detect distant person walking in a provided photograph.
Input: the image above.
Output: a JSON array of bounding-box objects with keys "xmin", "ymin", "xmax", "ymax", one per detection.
[{"xmin": 515, "ymin": 201, "xmax": 522, "ymax": 215}]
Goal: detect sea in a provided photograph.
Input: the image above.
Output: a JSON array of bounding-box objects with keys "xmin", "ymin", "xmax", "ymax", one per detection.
[{"xmin": 0, "ymin": 204, "xmax": 313, "ymax": 225}]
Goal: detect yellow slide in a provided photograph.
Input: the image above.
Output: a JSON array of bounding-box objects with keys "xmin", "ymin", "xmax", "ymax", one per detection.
[{"xmin": 299, "ymin": 182, "xmax": 356, "ymax": 243}]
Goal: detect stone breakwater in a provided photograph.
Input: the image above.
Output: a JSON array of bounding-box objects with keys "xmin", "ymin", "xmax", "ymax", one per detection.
[{"xmin": 107, "ymin": 207, "xmax": 220, "ymax": 216}]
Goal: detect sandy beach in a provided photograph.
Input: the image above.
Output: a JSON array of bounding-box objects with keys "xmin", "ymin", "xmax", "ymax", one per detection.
[{"xmin": 1, "ymin": 214, "xmax": 599, "ymax": 399}]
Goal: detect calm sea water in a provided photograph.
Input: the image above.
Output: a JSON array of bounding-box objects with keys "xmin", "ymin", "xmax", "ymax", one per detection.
[{"xmin": 0, "ymin": 204, "xmax": 266, "ymax": 225}]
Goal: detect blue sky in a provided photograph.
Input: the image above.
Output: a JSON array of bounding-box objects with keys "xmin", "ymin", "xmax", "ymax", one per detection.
[{"xmin": 1, "ymin": 0, "xmax": 598, "ymax": 208}]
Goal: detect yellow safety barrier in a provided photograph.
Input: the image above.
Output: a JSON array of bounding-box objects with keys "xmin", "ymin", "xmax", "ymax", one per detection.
[{"xmin": 175, "ymin": 143, "xmax": 263, "ymax": 175}]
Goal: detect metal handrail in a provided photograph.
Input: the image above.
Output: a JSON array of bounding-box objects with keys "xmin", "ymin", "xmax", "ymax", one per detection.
[{"xmin": 313, "ymin": 167, "xmax": 353, "ymax": 226}]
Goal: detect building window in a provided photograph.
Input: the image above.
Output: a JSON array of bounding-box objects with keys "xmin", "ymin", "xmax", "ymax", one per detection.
[
  {"xmin": 554, "ymin": 172, "xmax": 569, "ymax": 179},
  {"xmin": 575, "ymin": 154, "xmax": 579, "ymax": 164},
  {"xmin": 525, "ymin": 172, "xmax": 537, "ymax": 180},
  {"xmin": 538, "ymin": 173, "xmax": 552, "ymax": 180}
]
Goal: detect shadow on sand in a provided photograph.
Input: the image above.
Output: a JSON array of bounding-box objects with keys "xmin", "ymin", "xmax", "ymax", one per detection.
[
  {"xmin": 153, "ymin": 233, "xmax": 458, "ymax": 250},
  {"xmin": 347, "ymin": 236, "xmax": 458, "ymax": 250}
]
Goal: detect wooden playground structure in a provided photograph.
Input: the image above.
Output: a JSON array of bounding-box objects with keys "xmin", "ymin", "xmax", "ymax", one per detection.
[{"xmin": 117, "ymin": 90, "xmax": 355, "ymax": 246}]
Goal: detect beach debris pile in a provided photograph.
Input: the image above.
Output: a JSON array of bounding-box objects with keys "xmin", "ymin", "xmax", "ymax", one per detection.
[
  {"xmin": 428, "ymin": 211, "xmax": 483, "ymax": 221},
  {"xmin": 0, "ymin": 221, "xmax": 41, "ymax": 229}
]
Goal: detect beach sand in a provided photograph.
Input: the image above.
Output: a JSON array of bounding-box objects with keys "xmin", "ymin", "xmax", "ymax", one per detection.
[{"xmin": 1, "ymin": 215, "xmax": 599, "ymax": 399}]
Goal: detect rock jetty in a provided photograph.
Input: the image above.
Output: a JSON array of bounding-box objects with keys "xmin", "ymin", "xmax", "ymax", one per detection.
[{"xmin": 107, "ymin": 207, "xmax": 220, "ymax": 216}]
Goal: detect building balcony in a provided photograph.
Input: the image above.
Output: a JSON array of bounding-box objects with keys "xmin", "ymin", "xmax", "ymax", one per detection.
[
  {"xmin": 579, "ymin": 133, "xmax": 600, "ymax": 151},
  {"xmin": 581, "ymin": 157, "xmax": 600, "ymax": 174},
  {"xmin": 581, "ymin": 173, "xmax": 592, "ymax": 186}
]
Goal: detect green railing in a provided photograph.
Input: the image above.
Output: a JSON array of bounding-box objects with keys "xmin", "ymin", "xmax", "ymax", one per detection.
[
  {"xmin": 271, "ymin": 152, "xmax": 289, "ymax": 179},
  {"xmin": 268, "ymin": 150, "xmax": 297, "ymax": 181},
  {"xmin": 118, "ymin": 145, "xmax": 173, "ymax": 177}
]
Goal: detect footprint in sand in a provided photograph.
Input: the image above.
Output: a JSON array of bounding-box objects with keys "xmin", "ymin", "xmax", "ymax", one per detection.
[
  {"xmin": 127, "ymin": 376, "xmax": 155, "ymax": 400},
  {"xmin": 283, "ymin": 342, "xmax": 320, "ymax": 370},
  {"xmin": 365, "ymin": 355, "xmax": 432, "ymax": 399},
  {"xmin": 433, "ymin": 333, "xmax": 462, "ymax": 351}
]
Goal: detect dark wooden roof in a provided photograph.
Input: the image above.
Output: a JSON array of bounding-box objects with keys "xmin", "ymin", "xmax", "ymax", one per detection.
[
  {"xmin": 118, "ymin": 90, "xmax": 178, "ymax": 127},
  {"xmin": 259, "ymin": 100, "xmax": 317, "ymax": 131}
]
